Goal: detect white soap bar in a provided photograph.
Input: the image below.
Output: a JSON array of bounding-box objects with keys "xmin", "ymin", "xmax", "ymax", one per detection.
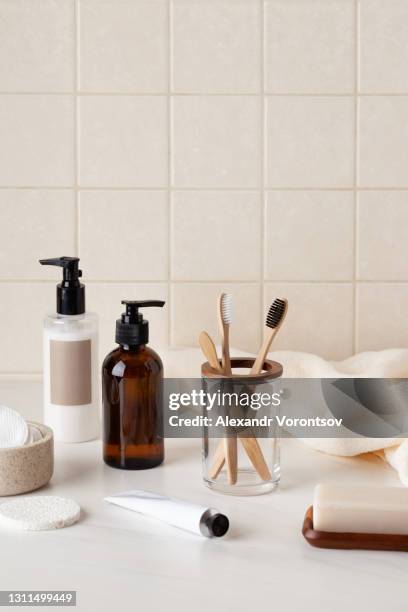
[
  {"xmin": 0, "ymin": 405, "xmax": 29, "ymax": 448},
  {"xmin": 313, "ymin": 484, "xmax": 408, "ymax": 535},
  {"xmin": 0, "ymin": 497, "xmax": 81, "ymax": 531}
]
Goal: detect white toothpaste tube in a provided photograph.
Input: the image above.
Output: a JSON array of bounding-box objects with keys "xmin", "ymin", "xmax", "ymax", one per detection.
[{"xmin": 104, "ymin": 489, "xmax": 229, "ymax": 538}]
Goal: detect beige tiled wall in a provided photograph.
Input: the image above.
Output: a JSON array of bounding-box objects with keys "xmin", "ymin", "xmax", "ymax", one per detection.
[{"xmin": 0, "ymin": 0, "xmax": 407, "ymax": 375}]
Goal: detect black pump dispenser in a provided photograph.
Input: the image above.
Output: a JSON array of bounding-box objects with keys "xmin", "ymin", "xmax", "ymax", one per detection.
[
  {"xmin": 116, "ymin": 300, "xmax": 165, "ymax": 347},
  {"xmin": 39, "ymin": 256, "xmax": 85, "ymax": 315}
]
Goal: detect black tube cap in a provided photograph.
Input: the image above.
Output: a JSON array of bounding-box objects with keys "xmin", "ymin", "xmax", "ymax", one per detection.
[
  {"xmin": 205, "ymin": 513, "xmax": 229, "ymax": 538},
  {"xmin": 115, "ymin": 300, "xmax": 165, "ymax": 347},
  {"xmin": 39, "ymin": 257, "xmax": 85, "ymax": 315}
]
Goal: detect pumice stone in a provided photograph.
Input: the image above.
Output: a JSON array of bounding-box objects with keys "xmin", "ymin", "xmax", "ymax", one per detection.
[{"xmin": 0, "ymin": 496, "xmax": 81, "ymax": 531}]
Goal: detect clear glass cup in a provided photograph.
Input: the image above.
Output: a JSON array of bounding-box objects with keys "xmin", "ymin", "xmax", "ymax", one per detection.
[{"xmin": 202, "ymin": 357, "xmax": 282, "ymax": 496}]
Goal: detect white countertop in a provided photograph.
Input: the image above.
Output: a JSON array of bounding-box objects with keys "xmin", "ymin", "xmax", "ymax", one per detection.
[{"xmin": 0, "ymin": 381, "xmax": 407, "ymax": 612}]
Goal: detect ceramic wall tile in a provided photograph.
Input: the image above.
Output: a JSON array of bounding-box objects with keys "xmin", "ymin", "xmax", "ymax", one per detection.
[
  {"xmin": 79, "ymin": 0, "xmax": 168, "ymax": 93},
  {"xmin": 79, "ymin": 96, "xmax": 168, "ymax": 187},
  {"xmin": 172, "ymin": 0, "xmax": 260, "ymax": 93},
  {"xmin": 172, "ymin": 191, "xmax": 261, "ymax": 280},
  {"xmin": 172, "ymin": 96, "xmax": 261, "ymax": 188},
  {"xmin": 79, "ymin": 190, "xmax": 168, "ymax": 280},
  {"xmin": 266, "ymin": 96, "xmax": 355, "ymax": 188},
  {"xmin": 265, "ymin": 0, "xmax": 354, "ymax": 94},
  {"xmin": 265, "ymin": 191, "xmax": 354, "ymax": 281}
]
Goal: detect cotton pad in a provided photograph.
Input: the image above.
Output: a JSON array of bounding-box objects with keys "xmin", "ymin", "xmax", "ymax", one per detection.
[
  {"xmin": 0, "ymin": 405, "xmax": 29, "ymax": 448},
  {"xmin": 26, "ymin": 424, "xmax": 43, "ymax": 444},
  {"xmin": 0, "ymin": 497, "xmax": 81, "ymax": 531}
]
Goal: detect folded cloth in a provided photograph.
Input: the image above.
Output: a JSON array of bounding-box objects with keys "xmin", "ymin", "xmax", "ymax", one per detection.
[
  {"xmin": 267, "ymin": 349, "xmax": 408, "ymax": 485},
  {"xmin": 383, "ymin": 442, "xmax": 408, "ymax": 486},
  {"xmin": 272, "ymin": 348, "xmax": 408, "ymax": 379},
  {"xmin": 159, "ymin": 346, "xmax": 408, "ymax": 486}
]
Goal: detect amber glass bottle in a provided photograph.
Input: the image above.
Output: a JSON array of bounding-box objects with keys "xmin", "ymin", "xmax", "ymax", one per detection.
[{"xmin": 102, "ymin": 300, "xmax": 165, "ymax": 470}]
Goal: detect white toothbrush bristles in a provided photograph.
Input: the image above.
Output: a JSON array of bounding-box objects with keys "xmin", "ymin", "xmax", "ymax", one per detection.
[{"xmin": 220, "ymin": 293, "xmax": 232, "ymax": 325}]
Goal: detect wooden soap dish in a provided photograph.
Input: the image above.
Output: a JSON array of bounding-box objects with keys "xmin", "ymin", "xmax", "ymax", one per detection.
[{"xmin": 302, "ymin": 506, "xmax": 408, "ymax": 552}]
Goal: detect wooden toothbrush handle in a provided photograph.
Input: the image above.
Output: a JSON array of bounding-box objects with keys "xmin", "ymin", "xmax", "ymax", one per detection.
[
  {"xmin": 208, "ymin": 441, "xmax": 225, "ymax": 479},
  {"xmin": 222, "ymin": 325, "xmax": 232, "ymax": 375},
  {"xmin": 239, "ymin": 435, "xmax": 272, "ymax": 481},
  {"xmin": 250, "ymin": 329, "xmax": 275, "ymax": 375},
  {"xmin": 209, "ymin": 432, "xmax": 271, "ymax": 483},
  {"xmin": 224, "ymin": 435, "xmax": 238, "ymax": 485},
  {"xmin": 220, "ymin": 323, "xmax": 235, "ymax": 480},
  {"xmin": 199, "ymin": 331, "xmax": 222, "ymax": 372}
]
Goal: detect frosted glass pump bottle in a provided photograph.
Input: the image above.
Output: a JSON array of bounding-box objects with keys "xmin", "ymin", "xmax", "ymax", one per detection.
[{"xmin": 39, "ymin": 256, "xmax": 99, "ymax": 443}]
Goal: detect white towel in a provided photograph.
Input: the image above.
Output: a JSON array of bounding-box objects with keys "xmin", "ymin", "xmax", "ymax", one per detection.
[
  {"xmin": 270, "ymin": 349, "xmax": 408, "ymax": 478},
  {"xmin": 160, "ymin": 346, "xmax": 408, "ymax": 485}
]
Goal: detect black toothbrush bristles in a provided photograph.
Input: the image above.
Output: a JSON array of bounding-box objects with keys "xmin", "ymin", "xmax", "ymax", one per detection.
[{"xmin": 266, "ymin": 298, "xmax": 287, "ymax": 329}]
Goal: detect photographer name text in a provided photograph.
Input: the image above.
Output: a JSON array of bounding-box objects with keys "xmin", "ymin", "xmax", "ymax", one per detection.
[{"xmin": 168, "ymin": 415, "xmax": 343, "ymax": 428}]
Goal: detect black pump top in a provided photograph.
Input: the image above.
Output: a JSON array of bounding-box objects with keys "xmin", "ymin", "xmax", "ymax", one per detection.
[
  {"xmin": 116, "ymin": 300, "xmax": 165, "ymax": 347},
  {"xmin": 39, "ymin": 256, "xmax": 85, "ymax": 315}
]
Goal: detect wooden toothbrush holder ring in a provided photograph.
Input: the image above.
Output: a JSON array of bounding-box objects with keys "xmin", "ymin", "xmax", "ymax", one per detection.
[{"xmin": 201, "ymin": 357, "xmax": 283, "ymax": 381}]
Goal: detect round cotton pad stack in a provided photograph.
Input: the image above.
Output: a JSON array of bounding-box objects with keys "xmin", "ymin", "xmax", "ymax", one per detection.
[
  {"xmin": 0, "ymin": 405, "xmax": 28, "ymax": 448},
  {"xmin": 26, "ymin": 424, "xmax": 43, "ymax": 444},
  {"xmin": 0, "ymin": 497, "xmax": 81, "ymax": 531}
]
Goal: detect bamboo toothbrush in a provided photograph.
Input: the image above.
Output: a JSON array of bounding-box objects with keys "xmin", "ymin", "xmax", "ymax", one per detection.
[
  {"xmin": 218, "ymin": 293, "xmax": 232, "ymax": 376},
  {"xmin": 198, "ymin": 330, "xmax": 228, "ymax": 479},
  {"xmin": 199, "ymin": 331, "xmax": 222, "ymax": 373},
  {"xmin": 218, "ymin": 293, "xmax": 237, "ymax": 484},
  {"xmin": 250, "ymin": 298, "xmax": 288, "ymax": 375}
]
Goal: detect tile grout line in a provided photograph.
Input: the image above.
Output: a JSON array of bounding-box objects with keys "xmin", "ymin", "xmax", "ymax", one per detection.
[
  {"xmin": 3, "ymin": 91, "xmax": 408, "ymax": 97},
  {"xmin": 1, "ymin": 279, "xmax": 407, "ymax": 285},
  {"xmin": 3, "ymin": 186, "xmax": 408, "ymax": 192},
  {"xmin": 353, "ymin": 0, "xmax": 360, "ymax": 355},
  {"xmin": 260, "ymin": 0, "xmax": 266, "ymax": 341},
  {"xmin": 168, "ymin": 0, "xmax": 173, "ymax": 346},
  {"xmin": 0, "ymin": 184, "xmax": 408, "ymax": 193},
  {"xmin": 74, "ymin": 0, "xmax": 80, "ymax": 257}
]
